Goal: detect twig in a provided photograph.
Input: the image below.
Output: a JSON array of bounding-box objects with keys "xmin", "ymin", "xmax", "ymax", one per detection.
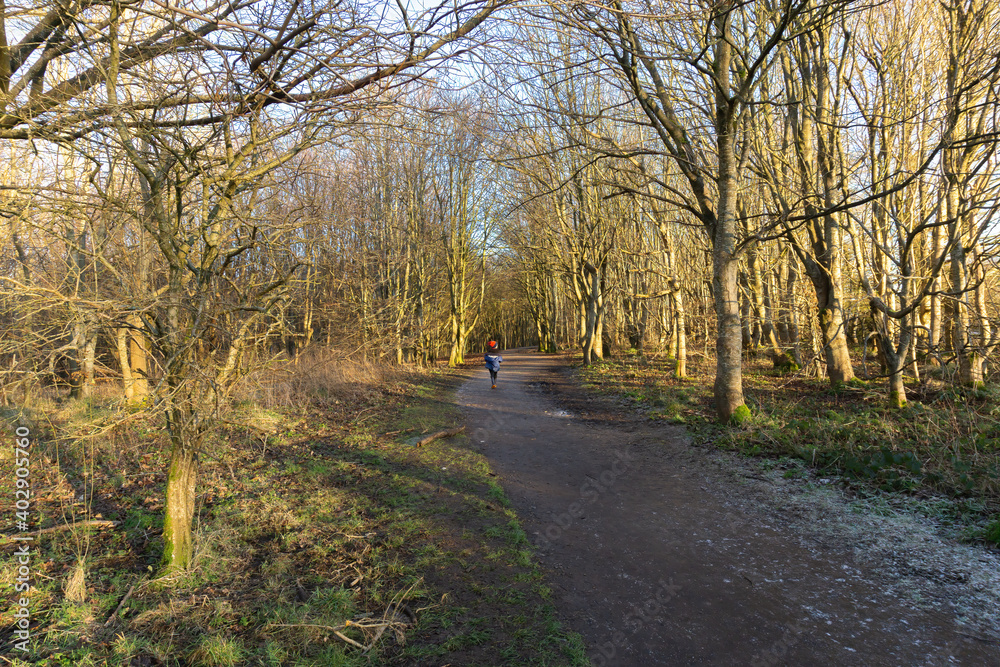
[
  {"xmin": 415, "ymin": 426, "xmax": 466, "ymax": 447},
  {"xmin": 269, "ymin": 622, "xmax": 349, "ymax": 631},
  {"xmin": 267, "ymin": 579, "xmax": 423, "ymax": 652},
  {"xmin": 354, "ymin": 406, "xmax": 380, "ymax": 423},
  {"xmin": 334, "ymin": 630, "xmax": 366, "ymax": 649},
  {"xmin": 267, "ymin": 620, "xmax": 394, "ymax": 650},
  {"xmin": 363, "ymin": 624, "xmax": 388, "ymax": 652},
  {"xmin": 105, "ymin": 579, "xmax": 142, "ymax": 625}
]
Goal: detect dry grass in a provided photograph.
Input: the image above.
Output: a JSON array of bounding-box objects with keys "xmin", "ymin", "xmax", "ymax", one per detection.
[
  {"xmin": 1, "ymin": 347, "xmax": 586, "ymax": 665},
  {"xmin": 64, "ymin": 560, "xmax": 87, "ymax": 603},
  {"xmin": 232, "ymin": 348, "xmax": 414, "ymax": 409}
]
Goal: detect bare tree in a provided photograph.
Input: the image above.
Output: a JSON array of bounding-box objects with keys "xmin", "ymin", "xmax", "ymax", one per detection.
[
  {"xmin": 97, "ymin": 0, "xmax": 508, "ymax": 572},
  {"xmin": 553, "ymin": 0, "xmax": 851, "ymax": 420}
]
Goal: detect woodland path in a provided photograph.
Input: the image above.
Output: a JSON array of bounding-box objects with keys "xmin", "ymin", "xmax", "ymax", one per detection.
[{"xmin": 456, "ymin": 349, "xmax": 1000, "ymax": 666}]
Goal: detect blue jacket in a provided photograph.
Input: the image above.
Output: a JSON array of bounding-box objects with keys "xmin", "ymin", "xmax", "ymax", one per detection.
[{"xmin": 484, "ymin": 353, "xmax": 502, "ymax": 371}]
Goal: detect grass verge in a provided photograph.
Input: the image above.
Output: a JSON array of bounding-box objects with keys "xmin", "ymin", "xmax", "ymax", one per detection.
[
  {"xmin": 1, "ymin": 367, "xmax": 586, "ymax": 666},
  {"xmin": 576, "ymin": 351, "xmax": 1000, "ymax": 544}
]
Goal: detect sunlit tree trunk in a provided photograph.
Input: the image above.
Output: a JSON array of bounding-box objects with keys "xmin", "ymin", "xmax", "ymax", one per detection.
[
  {"xmin": 673, "ymin": 287, "xmax": 687, "ymax": 379},
  {"xmin": 783, "ymin": 29, "xmax": 855, "ymax": 385},
  {"xmin": 128, "ymin": 314, "xmax": 149, "ymax": 402},
  {"xmin": 710, "ymin": 9, "xmax": 747, "ymax": 421},
  {"xmin": 582, "ymin": 261, "xmax": 605, "ymax": 365},
  {"xmin": 928, "ymin": 217, "xmax": 945, "ymax": 365},
  {"xmin": 162, "ymin": 409, "xmax": 198, "ymax": 572}
]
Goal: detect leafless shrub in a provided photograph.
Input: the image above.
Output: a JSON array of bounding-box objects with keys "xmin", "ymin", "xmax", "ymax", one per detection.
[{"xmin": 232, "ymin": 346, "xmax": 412, "ymax": 409}]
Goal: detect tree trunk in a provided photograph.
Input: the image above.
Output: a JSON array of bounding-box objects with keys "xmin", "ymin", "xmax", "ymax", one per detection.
[
  {"xmin": 775, "ymin": 253, "xmax": 792, "ymax": 344},
  {"xmin": 786, "ymin": 258, "xmax": 803, "ymax": 367},
  {"xmin": 582, "ymin": 263, "xmax": 604, "ymax": 365},
  {"xmin": 808, "ymin": 306, "xmax": 826, "ymax": 378},
  {"xmin": 116, "ymin": 326, "xmax": 135, "ymax": 402},
  {"xmin": 948, "ymin": 185, "xmax": 976, "ymax": 386},
  {"xmin": 878, "ymin": 334, "xmax": 908, "ymax": 409},
  {"xmin": 712, "ymin": 129, "xmax": 746, "ymax": 420},
  {"xmin": 80, "ymin": 319, "xmax": 97, "ymax": 400},
  {"xmin": 448, "ymin": 310, "xmax": 466, "ymax": 366},
  {"xmin": 547, "ymin": 274, "xmax": 559, "ymax": 352},
  {"xmin": 888, "ymin": 364, "xmax": 907, "ymax": 409},
  {"xmin": 673, "ymin": 289, "xmax": 687, "ymax": 379},
  {"xmin": 162, "ymin": 425, "xmax": 198, "ymax": 572},
  {"xmin": 749, "ymin": 251, "xmax": 778, "ymax": 355},
  {"xmin": 709, "ymin": 8, "xmax": 747, "ymax": 423},
  {"xmin": 636, "ymin": 289, "xmax": 649, "ymax": 355},
  {"xmin": 761, "ymin": 270, "xmax": 783, "ymax": 358},
  {"xmin": 818, "ymin": 302, "xmax": 855, "ymax": 384},
  {"xmin": 739, "ymin": 270, "xmax": 753, "ymax": 350},
  {"xmin": 714, "ymin": 245, "xmax": 744, "ymax": 421},
  {"xmin": 128, "ymin": 314, "xmax": 149, "ymax": 402},
  {"xmin": 67, "ymin": 315, "xmax": 97, "ymax": 400},
  {"xmin": 814, "ymin": 32, "xmax": 855, "ymax": 386},
  {"xmin": 595, "ymin": 268, "xmax": 606, "ymax": 358},
  {"xmin": 927, "ymin": 221, "xmax": 944, "ymax": 365}
]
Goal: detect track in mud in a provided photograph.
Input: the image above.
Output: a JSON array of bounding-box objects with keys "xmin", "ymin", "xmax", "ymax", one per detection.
[{"xmin": 457, "ymin": 349, "xmax": 1000, "ymax": 666}]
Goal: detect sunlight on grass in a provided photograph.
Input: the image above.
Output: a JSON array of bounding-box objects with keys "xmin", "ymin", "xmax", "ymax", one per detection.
[
  {"xmin": 2, "ymin": 368, "xmax": 585, "ymax": 665},
  {"xmin": 578, "ymin": 351, "xmax": 1000, "ymax": 516}
]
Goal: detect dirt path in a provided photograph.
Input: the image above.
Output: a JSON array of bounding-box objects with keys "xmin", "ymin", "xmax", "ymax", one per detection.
[{"xmin": 457, "ymin": 350, "xmax": 1000, "ymax": 666}]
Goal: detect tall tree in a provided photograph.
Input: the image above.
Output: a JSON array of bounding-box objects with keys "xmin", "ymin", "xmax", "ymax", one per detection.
[
  {"xmin": 99, "ymin": 0, "xmax": 509, "ymax": 572},
  {"xmin": 559, "ymin": 0, "xmax": 848, "ymax": 420}
]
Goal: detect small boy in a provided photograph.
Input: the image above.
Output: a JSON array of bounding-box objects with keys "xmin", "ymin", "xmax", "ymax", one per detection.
[{"xmin": 484, "ymin": 340, "xmax": 503, "ymax": 389}]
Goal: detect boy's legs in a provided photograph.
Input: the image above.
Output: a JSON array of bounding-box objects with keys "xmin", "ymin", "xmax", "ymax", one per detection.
[{"xmin": 490, "ymin": 369, "xmax": 498, "ymax": 387}]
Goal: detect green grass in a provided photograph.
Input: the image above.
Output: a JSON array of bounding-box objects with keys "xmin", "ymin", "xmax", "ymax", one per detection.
[
  {"xmin": 188, "ymin": 635, "xmax": 246, "ymax": 666},
  {"xmin": 576, "ymin": 350, "xmax": 1000, "ymax": 532},
  {"xmin": 983, "ymin": 517, "xmax": 1000, "ymax": 545},
  {"xmin": 1, "ymin": 368, "xmax": 585, "ymax": 665}
]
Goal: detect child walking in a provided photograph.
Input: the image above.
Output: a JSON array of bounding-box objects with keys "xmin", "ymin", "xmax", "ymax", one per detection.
[{"xmin": 484, "ymin": 340, "xmax": 503, "ymax": 389}]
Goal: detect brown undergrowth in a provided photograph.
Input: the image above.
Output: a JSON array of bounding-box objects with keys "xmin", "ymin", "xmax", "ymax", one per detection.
[
  {"xmin": 1, "ymin": 351, "xmax": 585, "ymax": 665},
  {"xmin": 576, "ymin": 349, "xmax": 1000, "ymax": 544}
]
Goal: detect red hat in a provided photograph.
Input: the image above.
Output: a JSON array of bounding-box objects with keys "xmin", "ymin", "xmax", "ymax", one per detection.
[{"xmin": 488, "ymin": 340, "xmax": 498, "ymax": 350}]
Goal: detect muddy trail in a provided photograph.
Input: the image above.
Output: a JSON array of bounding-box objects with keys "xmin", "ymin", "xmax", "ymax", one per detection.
[{"xmin": 456, "ymin": 349, "xmax": 1000, "ymax": 666}]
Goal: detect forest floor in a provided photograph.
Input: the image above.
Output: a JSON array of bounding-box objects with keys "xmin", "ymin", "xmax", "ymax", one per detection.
[
  {"xmin": 4, "ymin": 349, "xmax": 1000, "ymax": 666},
  {"xmin": 1, "ymin": 364, "xmax": 587, "ymax": 666},
  {"xmin": 458, "ymin": 348, "xmax": 1000, "ymax": 666}
]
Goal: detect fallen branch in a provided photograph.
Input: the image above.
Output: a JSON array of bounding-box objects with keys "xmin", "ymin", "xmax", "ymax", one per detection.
[
  {"xmin": 267, "ymin": 619, "xmax": 403, "ymax": 651},
  {"xmin": 266, "ymin": 578, "xmax": 421, "ymax": 652},
  {"xmin": 105, "ymin": 578, "xmax": 144, "ymax": 625},
  {"xmin": 1, "ymin": 520, "xmax": 120, "ymax": 543},
  {"xmin": 334, "ymin": 630, "xmax": 366, "ymax": 649},
  {"xmin": 415, "ymin": 426, "xmax": 466, "ymax": 447}
]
